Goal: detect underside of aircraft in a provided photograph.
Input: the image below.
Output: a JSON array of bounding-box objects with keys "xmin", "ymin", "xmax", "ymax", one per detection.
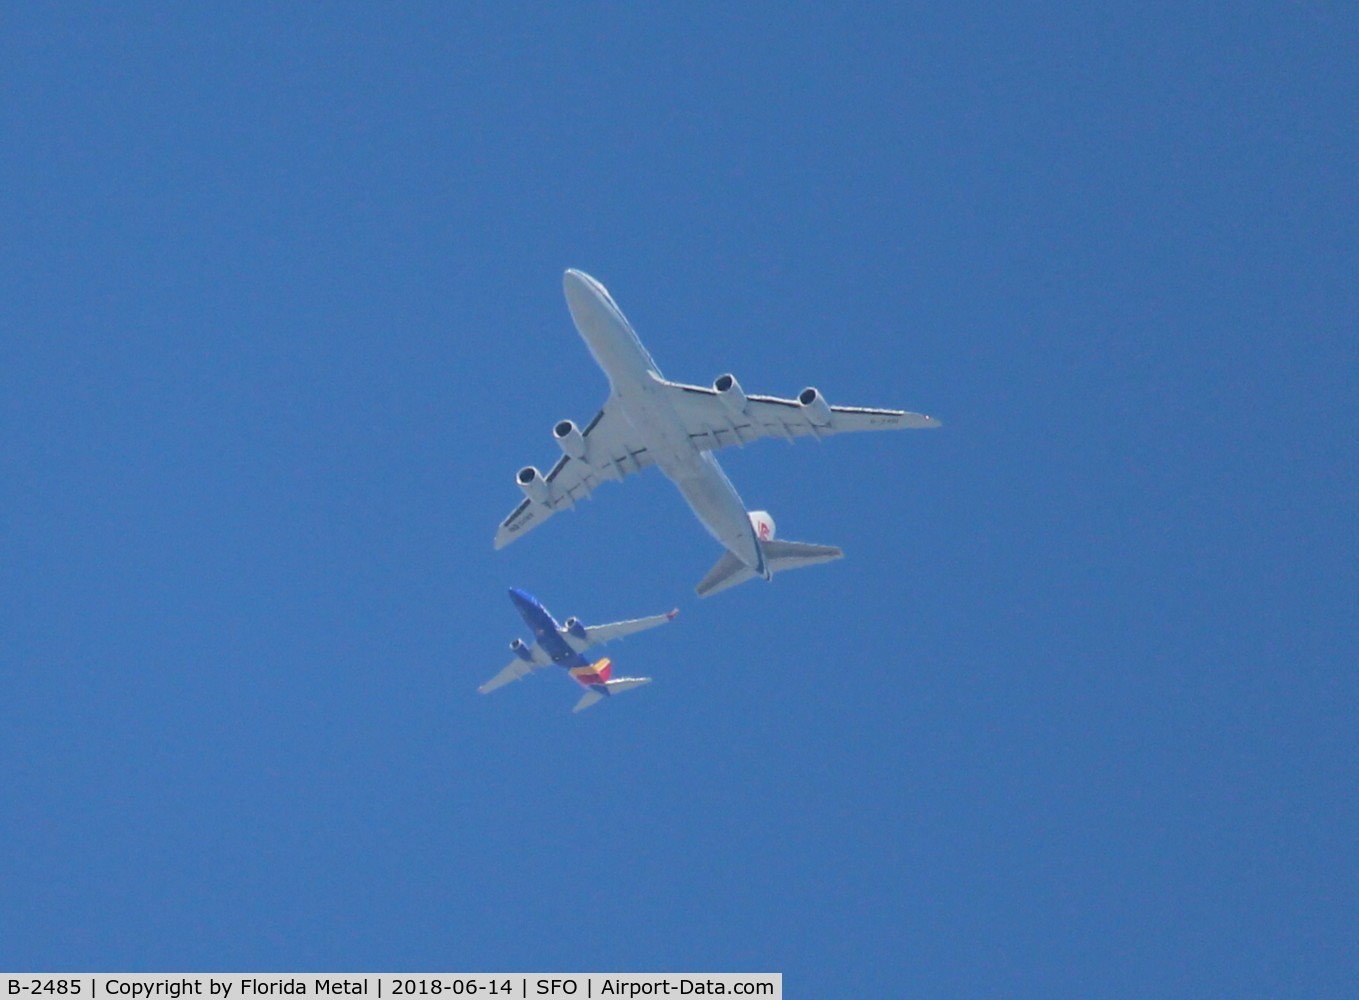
[
  {"xmin": 479, "ymin": 588, "xmax": 677, "ymax": 712},
  {"xmin": 495, "ymin": 270, "xmax": 940, "ymax": 596}
]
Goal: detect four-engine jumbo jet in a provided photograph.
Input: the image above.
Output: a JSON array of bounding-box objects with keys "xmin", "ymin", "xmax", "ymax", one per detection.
[
  {"xmin": 496, "ymin": 269, "xmax": 941, "ymax": 595},
  {"xmin": 480, "ymin": 588, "xmax": 678, "ymax": 712}
]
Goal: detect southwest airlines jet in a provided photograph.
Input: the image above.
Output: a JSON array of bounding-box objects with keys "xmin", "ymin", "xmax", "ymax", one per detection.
[
  {"xmin": 480, "ymin": 588, "xmax": 677, "ymax": 712},
  {"xmin": 495, "ymin": 270, "xmax": 940, "ymax": 596}
]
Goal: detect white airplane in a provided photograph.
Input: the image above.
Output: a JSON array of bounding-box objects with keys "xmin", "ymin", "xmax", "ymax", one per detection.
[
  {"xmin": 495, "ymin": 270, "xmax": 941, "ymax": 596},
  {"xmin": 480, "ymin": 588, "xmax": 677, "ymax": 712}
]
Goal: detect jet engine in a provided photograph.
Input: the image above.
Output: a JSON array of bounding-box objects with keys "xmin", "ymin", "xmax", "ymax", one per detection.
[
  {"xmin": 510, "ymin": 637, "xmax": 533, "ymax": 662},
  {"xmin": 553, "ymin": 419, "xmax": 587, "ymax": 460},
  {"xmin": 748, "ymin": 509, "xmax": 776, "ymax": 542},
  {"xmin": 563, "ymin": 617, "xmax": 588, "ymax": 640},
  {"xmin": 797, "ymin": 386, "xmax": 833, "ymax": 427},
  {"xmin": 714, "ymin": 373, "xmax": 748, "ymax": 415},
  {"xmin": 516, "ymin": 465, "xmax": 551, "ymax": 504}
]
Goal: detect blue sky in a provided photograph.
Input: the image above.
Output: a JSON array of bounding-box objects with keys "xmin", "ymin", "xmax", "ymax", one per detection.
[{"xmin": 2, "ymin": 3, "xmax": 1356, "ymax": 994}]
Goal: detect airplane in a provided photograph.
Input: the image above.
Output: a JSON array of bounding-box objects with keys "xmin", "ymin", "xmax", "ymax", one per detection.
[
  {"xmin": 479, "ymin": 587, "xmax": 678, "ymax": 712},
  {"xmin": 495, "ymin": 269, "xmax": 941, "ymax": 596}
]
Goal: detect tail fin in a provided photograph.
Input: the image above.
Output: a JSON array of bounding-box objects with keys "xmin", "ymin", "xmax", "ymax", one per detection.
[
  {"xmin": 696, "ymin": 539, "xmax": 843, "ymax": 598},
  {"xmin": 572, "ymin": 676, "xmax": 652, "ymax": 713}
]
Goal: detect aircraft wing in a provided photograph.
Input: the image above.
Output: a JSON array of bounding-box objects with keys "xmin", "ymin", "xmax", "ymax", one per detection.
[
  {"xmin": 478, "ymin": 659, "xmax": 537, "ymax": 694},
  {"xmin": 494, "ymin": 397, "xmax": 654, "ymax": 549},
  {"xmin": 660, "ymin": 379, "xmax": 939, "ymax": 450},
  {"xmin": 479, "ymin": 641, "xmax": 553, "ymax": 694},
  {"xmin": 577, "ymin": 608, "xmax": 679, "ymax": 649}
]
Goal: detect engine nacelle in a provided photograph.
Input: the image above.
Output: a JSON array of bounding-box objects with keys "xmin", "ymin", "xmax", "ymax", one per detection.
[
  {"xmin": 714, "ymin": 373, "xmax": 748, "ymax": 415},
  {"xmin": 516, "ymin": 465, "xmax": 551, "ymax": 504},
  {"xmin": 553, "ymin": 419, "xmax": 587, "ymax": 460},
  {"xmin": 563, "ymin": 617, "xmax": 588, "ymax": 640},
  {"xmin": 798, "ymin": 386, "xmax": 833, "ymax": 427},
  {"xmin": 510, "ymin": 637, "xmax": 534, "ymax": 662},
  {"xmin": 748, "ymin": 509, "xmax": 776, "ymax": 542}
]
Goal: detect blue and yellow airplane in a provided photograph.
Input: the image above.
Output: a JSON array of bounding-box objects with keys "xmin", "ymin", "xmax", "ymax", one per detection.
[{"xmin": 480, "ymin": 588, "xmax": 678, "ymax": 712}]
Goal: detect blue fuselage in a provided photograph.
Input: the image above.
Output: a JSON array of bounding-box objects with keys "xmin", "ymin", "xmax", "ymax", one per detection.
[{"xmin": 510, "ymin": 588, "xmax": 591, "ymax": 670}]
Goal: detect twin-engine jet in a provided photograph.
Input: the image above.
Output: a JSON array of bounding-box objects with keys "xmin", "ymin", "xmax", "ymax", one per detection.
[
  {"xmin": 480, "ymin": 588, "xmax": 678, "ymax": 712},
  {"xmin": 496, "ymin": 270, "xmax": 940, "ymax": 595}
]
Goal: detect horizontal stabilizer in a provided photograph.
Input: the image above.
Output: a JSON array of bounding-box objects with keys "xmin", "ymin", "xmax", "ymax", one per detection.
[
  {"xmin": 695, "ymin": 551, "xmax": 751, "ymax": 598},
  {"xmin": 696, "ymin": 538, "xmax": 843, "ymax": 598},
  {"xmin": 572, "ymin": 676, "xmax": 652, "ymax": 713},
  {"xmin": 764, "ymin": 539, "xmax": 843, "ymax": 570},
  {"xmin": 573, "ymin": 690, "xmax": 604, "ymax": 712}
]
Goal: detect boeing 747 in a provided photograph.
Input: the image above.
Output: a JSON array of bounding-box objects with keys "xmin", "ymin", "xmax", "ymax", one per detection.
[{"xmin": 495, "ymin": 270, "xmax": 940, "ymax": 595}]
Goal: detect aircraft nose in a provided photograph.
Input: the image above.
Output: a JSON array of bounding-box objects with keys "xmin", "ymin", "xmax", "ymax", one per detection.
[
  {"xmin": 508, "ymin": 587, "xmax": 535, "ymax": 608},
  {"xmin": 563, "ymin": 268, "xmax": 597, "ymax": 293},
  {"xmin": 562, "ymin": 269, "xmax": 612, "ymax": 320},
  {"xmin": 557, "ymin": 269, "xmax": 616, "ymax": 335}
]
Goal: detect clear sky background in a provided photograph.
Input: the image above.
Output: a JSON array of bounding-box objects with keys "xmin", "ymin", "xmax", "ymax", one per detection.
[{"xmin": 2, "ymin": 4, "xmax": 1356, "ymax": 995}]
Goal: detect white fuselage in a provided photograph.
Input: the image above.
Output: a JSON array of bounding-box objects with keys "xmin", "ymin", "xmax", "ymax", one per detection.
[{"xmin": 562, "ymin": 269, "xmax": 767, "ymax": 576}]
